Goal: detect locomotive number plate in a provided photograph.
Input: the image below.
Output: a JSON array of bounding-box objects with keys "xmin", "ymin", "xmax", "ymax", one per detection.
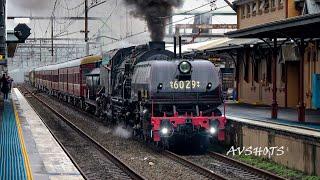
[{"xmin": 169, "ymin": 80, "xmax": 200, "ymax": 90}]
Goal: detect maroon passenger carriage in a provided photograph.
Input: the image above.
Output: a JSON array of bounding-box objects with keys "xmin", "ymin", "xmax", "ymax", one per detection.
[{"xmin": 34, "ymin": 55, "xmax": 102, "ymax": 108}]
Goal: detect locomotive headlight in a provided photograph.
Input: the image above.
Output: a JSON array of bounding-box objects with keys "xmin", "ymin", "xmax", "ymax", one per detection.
[
  {"xmin": 161, "ymin": 127, "xmax": 169, "ymax": 135},
  {"xmin": 209, "ymin": 119, "xmax": 220, "ymax": 135},
  {"xmin": 178, "ymin": 61, "xmax": 192, "ymax": 74},
  {"xmin": 207, "ymin": 82, "xmax": 212, "ymax": 90},
  {"xmin": 209, "ymin": 127, "xmax": 217, "ymax": 134}
]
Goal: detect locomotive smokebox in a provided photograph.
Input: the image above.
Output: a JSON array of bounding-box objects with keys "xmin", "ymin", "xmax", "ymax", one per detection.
[{"xmin": 149, "ymin": 41, "xmax": 165, "ymax": 50}]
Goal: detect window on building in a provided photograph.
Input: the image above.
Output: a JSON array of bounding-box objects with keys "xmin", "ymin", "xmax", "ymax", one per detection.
[
  {"xmin": 252, "ymin": 1, "xmax": 257, "ymax": 15},
  {"xmin": 278, "ymin": 0, "xmax": 284, "ymax": 9},
  {"xmin": 271, "ymin": 0, "xmax": 276, "ymax": 10},
  {"xmin": 241, "ymin": 6, "xmax": 245, "ymax": 19},
  {"xmin": 258, "ymin": 0, "xmax": 264, "ymax": 14},
  {"xmin": 264, "ymin": 0, "xmax": 270, "ymax": 12},
  {"xmin": 246, "ymin": 4, "xmax": 251, "ymax": 17}
]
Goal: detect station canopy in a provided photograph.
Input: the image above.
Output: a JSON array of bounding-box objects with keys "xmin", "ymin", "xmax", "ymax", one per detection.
[{"xmin": 225, "ymin": 13, "xmax": 320, "ymax": 39}]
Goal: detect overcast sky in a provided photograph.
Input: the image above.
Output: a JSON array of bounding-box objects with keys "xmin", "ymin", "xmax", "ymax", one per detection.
[{"xmin": 7, "ymin": 0, "xmax": 236, "ymax": 50}]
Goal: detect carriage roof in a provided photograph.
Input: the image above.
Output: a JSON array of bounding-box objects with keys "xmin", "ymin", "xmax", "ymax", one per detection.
[{"xmin": 34, "ymin": 55, "xmax": 102, "ymax": 71}]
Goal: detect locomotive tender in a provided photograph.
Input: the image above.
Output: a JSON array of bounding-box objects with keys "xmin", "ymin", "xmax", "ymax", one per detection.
[{"xmin": 31, "ymin": 41, "xmax": 226, "ymax": 149}]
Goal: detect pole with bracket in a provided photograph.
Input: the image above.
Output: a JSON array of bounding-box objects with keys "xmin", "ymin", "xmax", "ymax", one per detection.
[
  {"xmin": 298, "ymin": 38, "xmax": 306, "ymax": 122},
  {"xmin": 271, "ymin": 38, "xmax": 278, "ymax": 119},
  {"xmin": 85, "ymin": 0, "xmax": 89, "ymax": 56},
  {"xmin": 51, "ymin": 16, "xmax": 54, "ymax": 58}
]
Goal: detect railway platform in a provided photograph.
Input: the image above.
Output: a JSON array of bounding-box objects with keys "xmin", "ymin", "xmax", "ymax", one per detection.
[
  {"xmin": 222, "ymin": 102, "xmax": 320, "ymax": 133},
  {"xmin": 0, "ymin": 89, "xmax": 83, "ymax": 180},
  {"xmin": 221, "ymin": 102, "xmax": 320, "ymax": 176}
]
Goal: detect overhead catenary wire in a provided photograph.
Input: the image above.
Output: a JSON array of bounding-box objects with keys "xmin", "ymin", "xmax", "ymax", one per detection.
[
  {"xmin": 106, "ymin": 4, "xmax": 229, "ymax": 45},
  {"xmin": 92, "ymin": 1, "xmax": 226, "ymax": 44}
]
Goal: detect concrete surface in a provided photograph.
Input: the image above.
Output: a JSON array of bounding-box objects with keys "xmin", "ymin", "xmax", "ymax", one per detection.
[{"xmin": 12, "ymin": 88, "xmax": 83, "ymax": 180}]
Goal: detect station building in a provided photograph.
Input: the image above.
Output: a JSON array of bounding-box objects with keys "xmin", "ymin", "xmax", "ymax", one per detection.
[{"xmin": 222, "ymin": 0, "xmax": 320, "ymax": 110}]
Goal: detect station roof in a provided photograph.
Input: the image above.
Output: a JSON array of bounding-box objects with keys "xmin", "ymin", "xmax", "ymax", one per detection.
[
  {"xmin": 202, "ymin": 38, "xmax": 261, "ymax": 52},
  {"xmin": 225, "ymin": 13, "xmax": 320, "ymax": 39},
  {"xmin": 166, "ymin": 38, "xmax": 230, "ymax": 53}
]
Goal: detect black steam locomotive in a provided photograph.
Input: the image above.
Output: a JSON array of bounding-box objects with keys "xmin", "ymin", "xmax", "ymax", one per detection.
[{"xmin": 92, "ymin": 41, "xmax": 227, "ymax": 149}]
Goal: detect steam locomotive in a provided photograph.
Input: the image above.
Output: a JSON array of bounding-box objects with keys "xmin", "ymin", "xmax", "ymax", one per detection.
[{"xmin": 30, "ymin": 41, "xmax": 227, "ymax": 150}]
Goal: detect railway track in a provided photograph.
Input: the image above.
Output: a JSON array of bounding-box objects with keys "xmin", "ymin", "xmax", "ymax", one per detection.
[
  {"xmin": 163, "ymin": 150, "xmax": 227, "ymax": 180},
  {"xmin": 207, "ymin": 151, "xmax": 286, "ymax": 180},
  {"xmin": 19, "ymin": 85, "xmax": 287, "ymax": 180},
  {"xmin": 18, "ymin": 86, "xmax": 145, "ymax": 180}
]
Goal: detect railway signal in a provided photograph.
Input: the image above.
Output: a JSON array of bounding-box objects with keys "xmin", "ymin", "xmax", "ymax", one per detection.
[{"xmin": 14, "ymin": 23, "xmax": 31, "ymax": 43}]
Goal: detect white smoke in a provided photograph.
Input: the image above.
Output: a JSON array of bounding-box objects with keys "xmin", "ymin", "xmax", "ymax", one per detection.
[{"xmin": 113, "ymin": 124, "xmax": 132, "ymax": 139}]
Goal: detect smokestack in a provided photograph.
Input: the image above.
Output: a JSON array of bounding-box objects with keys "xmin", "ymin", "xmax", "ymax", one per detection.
[
  {"xmin": 149, "ymin": 41, "xmax": 165, "ymax": 50},
  {"xmin": 174, "ymin": 36, "xmax": 177, "ymax": 58},
  {"xmin": 124, "ymin": 0, "xmax": 184, "ymax": 41}
]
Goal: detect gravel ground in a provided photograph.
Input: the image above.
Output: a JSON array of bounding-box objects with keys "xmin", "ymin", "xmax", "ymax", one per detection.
[
  {"xmin": 25, "ymin": 86, "xmax": 209, "ymax": 180},
  {"xmin": 25, "ymin": 96, "xmax": 132, "ymax": 180},
  {"xmin": 186, "ymin": 155, "xmax": 265, "ymax": 180}
]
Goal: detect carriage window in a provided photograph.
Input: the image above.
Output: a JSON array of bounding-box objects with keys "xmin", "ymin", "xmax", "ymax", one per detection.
[{"xmin": 86, "ymin": 77, "xmax": 93, "ymax": 87}]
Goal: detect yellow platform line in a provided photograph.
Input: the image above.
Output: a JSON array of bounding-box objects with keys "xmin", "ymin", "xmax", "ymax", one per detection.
[{"xmin": 12, "ymin": 99, "xmax": 33, "ymax": 180}]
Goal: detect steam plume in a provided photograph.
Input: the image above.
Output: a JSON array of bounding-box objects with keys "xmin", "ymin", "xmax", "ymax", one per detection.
[{"xmin": 124, "ymin": 0, "xmax": 184, "ymax": 41}]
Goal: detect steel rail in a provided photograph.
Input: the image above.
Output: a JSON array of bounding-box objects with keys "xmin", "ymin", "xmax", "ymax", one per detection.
[
  {"xmin": 208, "ymin": 151, "xmax": 287, "ymax": 180},
  {"xmin": 164, "ymin": 150, "xmax": 227, "ymax": 180},
  {"xmin": 20, "ymin": 86, "xmax": 146, "ymax": 180}
]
